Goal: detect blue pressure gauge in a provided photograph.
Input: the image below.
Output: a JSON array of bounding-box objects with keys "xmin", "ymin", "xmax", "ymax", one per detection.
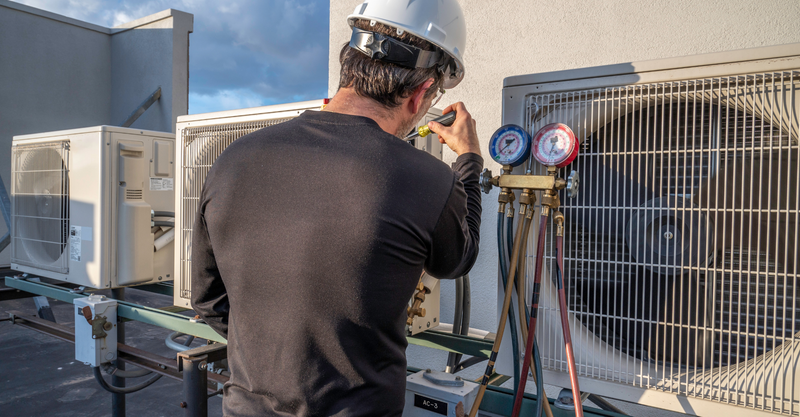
[{"xmin": 489, "ymin": 125, "xmax": 532, "ymax": 167}]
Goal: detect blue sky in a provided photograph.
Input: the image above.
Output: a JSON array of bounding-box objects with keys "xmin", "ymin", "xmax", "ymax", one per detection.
[{"xmin": 15, "ymin": 0, "xmax": 330, "ymax": 114}]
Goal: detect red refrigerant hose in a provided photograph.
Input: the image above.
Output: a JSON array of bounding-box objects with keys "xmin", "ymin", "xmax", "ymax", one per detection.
[
  {"xmin": 511, "ymin": 214, "xmax": 548, "ymax": 417},
  {"xmin": 556, "ymin": 227, "xmax": 584, "ymax": 417}
]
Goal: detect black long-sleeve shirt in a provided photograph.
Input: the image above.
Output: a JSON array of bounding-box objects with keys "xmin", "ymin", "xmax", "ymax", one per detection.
[{"xmin": 191, "ymin": 110, "xmax": 482, "ymax": 417}]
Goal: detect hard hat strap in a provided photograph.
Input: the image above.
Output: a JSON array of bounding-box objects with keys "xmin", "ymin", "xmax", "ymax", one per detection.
[{"xmin": 349, "ymin": 28, "xmax": 449, "ymax": 71}]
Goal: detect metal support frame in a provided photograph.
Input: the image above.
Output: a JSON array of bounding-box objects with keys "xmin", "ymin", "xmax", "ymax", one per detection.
[
  {"xmin": 111, "ymin": 288, "xmax": 126, "ymax": 416},
  {"xmin": 2, "ymin": 277, "xmax": 627, "ymax": 417},
  {"xmin": 28, "ymin": 277, "xmax": 55, "ymax": 322},
  {"xmin": 177, "ymin": 344, "xmax": 227, "ymax": 417},
  {"xmin": 121, "ymin": 87, "xmax": 162, "ymax": 128}
]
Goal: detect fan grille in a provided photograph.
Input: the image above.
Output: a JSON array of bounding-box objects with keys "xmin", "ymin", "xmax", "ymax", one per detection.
[
  {"xmin": 11, "ymin": 140, "xmax": 70, "ymax": 273},
  {"xmin": 525, "ymin": 72, "xmax": 799, "ymax": 415},
  {"xmin": 178, "ymin": 119, "xmax": 293, "ymax": 300}
]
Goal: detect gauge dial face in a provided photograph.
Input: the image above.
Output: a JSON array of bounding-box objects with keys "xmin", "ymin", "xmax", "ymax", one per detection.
[
  {"xmin": 489, "ymin": 125, "xmax": 531, "ymax": 167},
  {"xmin": 531, "ymin": 123, "xmax": 579, "ymax": 167}
]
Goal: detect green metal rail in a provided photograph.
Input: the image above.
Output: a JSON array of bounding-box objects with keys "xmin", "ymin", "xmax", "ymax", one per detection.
[{"xmin": 3, "ymin": 276, "xmax": 627, "ymax": 417}]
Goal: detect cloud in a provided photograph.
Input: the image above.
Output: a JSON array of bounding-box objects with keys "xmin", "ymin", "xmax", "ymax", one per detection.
[
  {"xmin": 188, "ymin": 89, "xmax": 267, "ymax": 115},
  {"xmin": 13, "ymin": 0, "xmax": 330, "ymax": 114}
]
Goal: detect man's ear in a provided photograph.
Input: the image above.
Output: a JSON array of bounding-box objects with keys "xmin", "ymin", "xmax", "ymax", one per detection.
[{"xmin": 409, "ymin": 78, "xmax": 435, "ymax": 115}]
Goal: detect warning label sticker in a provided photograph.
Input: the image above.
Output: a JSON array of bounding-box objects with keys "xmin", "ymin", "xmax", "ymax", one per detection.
[
  {"xmin": 150, "ymin": 177, "xmax": 173, "ymax": 191},
  {"xmin": 69, "ymin": 225, "xmax": 81, "ymax": 262}
]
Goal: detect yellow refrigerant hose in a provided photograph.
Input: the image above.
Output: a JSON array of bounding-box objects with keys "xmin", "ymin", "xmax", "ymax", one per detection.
[
  {"xmin": 468, "ymin": 202, "xmax": 531, "ymax": 417},
  {"xmin": 514, "ymin": 213, "xmax": 555, "ymax": 417}
]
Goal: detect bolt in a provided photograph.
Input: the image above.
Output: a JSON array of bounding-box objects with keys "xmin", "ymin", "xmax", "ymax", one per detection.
[
  {"xmin": 180, "ymin": 402, "xmax": 187, "ymax": 408},
  {"xmin": 159, "ymin": 364, "xmax": 167, "ymax": 370},
  {"xmin": 455, "ymin": 376, "xmax": 462, "ymax": 381},
  {"xmin": 425, "ymin": 369, "xmax": 432, "ymax": 373},
  {"xmin": 664, "ymin": 231, "xmax": 674, "ymax": 240},
  {"xmin": 198, "ymin": 361, "xmax": 207, "ymax": 370}
]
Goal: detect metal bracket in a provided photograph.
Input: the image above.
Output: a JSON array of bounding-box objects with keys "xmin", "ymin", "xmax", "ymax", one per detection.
[{"xmin": 121, "ymin": 87, "xmax": 162, "ymax": 128}]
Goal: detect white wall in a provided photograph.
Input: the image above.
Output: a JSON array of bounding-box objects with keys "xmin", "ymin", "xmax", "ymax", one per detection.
[
  {"xmin": 0, "ymin": 1, "xmax": 192, "ymax": 266},
  {"xmin": 328, "ymin": 0, "xmax": 800, "ymax": 372}
]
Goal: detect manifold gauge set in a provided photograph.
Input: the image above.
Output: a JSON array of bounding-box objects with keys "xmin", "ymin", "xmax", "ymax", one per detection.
[{"xmin": 489, "ymin": 123, "xmax": 579, "ymax": 168}]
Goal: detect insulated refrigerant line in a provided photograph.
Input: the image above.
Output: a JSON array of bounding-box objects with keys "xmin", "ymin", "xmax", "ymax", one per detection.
[{"xmin": 468, "ymin": 201, "xmax": 532, "ymax": 417}]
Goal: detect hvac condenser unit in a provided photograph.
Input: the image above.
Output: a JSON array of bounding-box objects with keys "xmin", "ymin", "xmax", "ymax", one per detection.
[
  {"xmin": 496, "ymin": 44, "xmax": 800, "ymax": 416},
  {"xmin": 173, "ymin": 100, "xmax": 445, "ymax": 334},
  {"xmin": 11, "ymin": 126, "xmax": 175, "ymax": 289}
]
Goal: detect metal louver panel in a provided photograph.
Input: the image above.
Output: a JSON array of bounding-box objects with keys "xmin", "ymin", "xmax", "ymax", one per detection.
[
  {"xmin": 11, "ymin": 140, "xmax": 70, "ymax": 273},
  {"xmin": 179, "ymin": 119, "xmax": 293, "ymax": 300},
  {"xmin": 525, "ymin": 72, "xmax": 799, "ymax": 415}
]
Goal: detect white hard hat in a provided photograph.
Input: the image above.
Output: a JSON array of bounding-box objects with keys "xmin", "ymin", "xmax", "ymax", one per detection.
[{"xmin": 347, "ymin": 0, "xmax": 466, "ymax": 89}]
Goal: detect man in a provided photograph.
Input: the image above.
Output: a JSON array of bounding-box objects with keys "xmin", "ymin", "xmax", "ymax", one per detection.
[{"xmin": 191, "ymin": 1, "xmax": 481, "ymax": 415}]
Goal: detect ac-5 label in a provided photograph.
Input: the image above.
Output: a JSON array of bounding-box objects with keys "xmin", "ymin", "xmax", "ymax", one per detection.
[{"xmin": 414, "ymin": 394, "xmax": 447, "ymax": 415}]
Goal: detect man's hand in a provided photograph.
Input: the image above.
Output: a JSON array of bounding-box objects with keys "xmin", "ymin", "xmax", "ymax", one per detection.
[{"xmin": 428, "ymin": 102, "xmax": 481, "ymax": 157}]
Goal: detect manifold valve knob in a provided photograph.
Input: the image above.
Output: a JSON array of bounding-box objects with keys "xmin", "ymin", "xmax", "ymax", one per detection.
[
  {"xmin": 566, "ymin": 170, "xmax": 580, "ymax": 199},
  {"xmin": 479, "ymin": 168, "xmax": 493, "ymax": 194}
]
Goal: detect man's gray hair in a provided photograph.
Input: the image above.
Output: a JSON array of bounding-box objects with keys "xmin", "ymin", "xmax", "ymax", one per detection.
[{"xmin": 338, "ymin": 20, "xmax": 444, "ymax": 109}]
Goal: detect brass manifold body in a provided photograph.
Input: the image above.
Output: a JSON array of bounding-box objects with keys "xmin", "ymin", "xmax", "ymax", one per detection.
[
  {"xmin": 406, "ymin": 279, "xmax": 430, "ymax": 326},
  {"xmin": 483, "ymin": 165, "xmax": 575, "ymax": 210}
]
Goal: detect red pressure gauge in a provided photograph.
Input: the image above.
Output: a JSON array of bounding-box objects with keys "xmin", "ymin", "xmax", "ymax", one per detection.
[{"xmin": 531, "ymin": 123, "xmax": 579, "ymax": 168}]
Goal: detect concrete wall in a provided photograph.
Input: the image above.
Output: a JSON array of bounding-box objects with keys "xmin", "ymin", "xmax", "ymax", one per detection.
[
  {"xmin": 328, "ymin": 0, "xmax": 800, "ymax": 372},
  {"xmin": 0, "ymin": 1, "xmax": 192, "ymax": 266}
]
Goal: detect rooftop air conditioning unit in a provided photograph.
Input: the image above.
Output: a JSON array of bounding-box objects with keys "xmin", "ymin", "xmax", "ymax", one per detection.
[
  {"xmin": 11, "ymin": 126, "xmax": 175, "ymax": 289},
  {"xmin": 173, "ymin": 100, "xmax": 445, "ymax": 335},
  {"xmin": 496, "ymin": 44, "xmax": 800, "ymax": 416}
]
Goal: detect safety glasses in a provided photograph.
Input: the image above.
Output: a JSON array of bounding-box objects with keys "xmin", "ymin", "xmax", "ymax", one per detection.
[{"xmin": 431, "ymin": 87, "xmax": 445, "ymax": 108}]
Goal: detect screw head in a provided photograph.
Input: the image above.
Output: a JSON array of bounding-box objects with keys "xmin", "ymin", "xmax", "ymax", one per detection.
[{"xmin": 180, "ymin": 402, "xmax": 187, "ymax": 408}]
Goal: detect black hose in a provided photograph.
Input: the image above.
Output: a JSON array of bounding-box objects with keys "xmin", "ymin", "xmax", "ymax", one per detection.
[
  {"xmin": 93, "ymin": 366, "xmax": 162, "ymax": 394},
  {"xmin": 450, "ymin": 274, "xmax": 472, "ymax": 370},
  {"xmin": 153, "ymin": 211, "xmax": 175, "ymax": 218},
  {"xmin": 498, "ymin": 212, "xmax": 521, "ymax": 391},
  {"xmin": 457, "ymin": 274, "xmax": 471, "ymax": 361},
  {"xmin": 153, "ymin": 221, "xmax": 174, "ymax": 228},
  {"xmin": 447, "ymin": 277, "xmax": 465, "ymax": 372},
  {"xmin": 506, "ymin": 212, "xmax": 514, "ymax": 270},
  {"xmin": 101, "ymin": 363, "xmax": 153, "ymax": 378}
]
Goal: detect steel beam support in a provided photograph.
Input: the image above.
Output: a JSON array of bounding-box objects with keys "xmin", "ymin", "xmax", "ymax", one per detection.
[
  {"xmin": 135, "ymin": 282, "xmax": 176, "ymax": 297},
  {"xmin": 7, "ymin": 310, "xmax": 228, "ymax": 388},
  {"xmin": 178, "ymin": 351, "xmax": 209, "ymax": 417},
  {"xmin": 4, "ymin": 277, "xmax": 225, "ymax": 342},
  {"xmin": 121, "ymin": 87, "xmax": 162, "ymax": 128},
  {"xmin": 29, "ymin": 277, "xmax": 56, "ymax": 322},
  {"xmin": 407, "ymin": 329, "xmax": 493, "ymax": 358},
  {"xmin": 111, "ymin": 288, "xmax": 126, "ymax": 417}
]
